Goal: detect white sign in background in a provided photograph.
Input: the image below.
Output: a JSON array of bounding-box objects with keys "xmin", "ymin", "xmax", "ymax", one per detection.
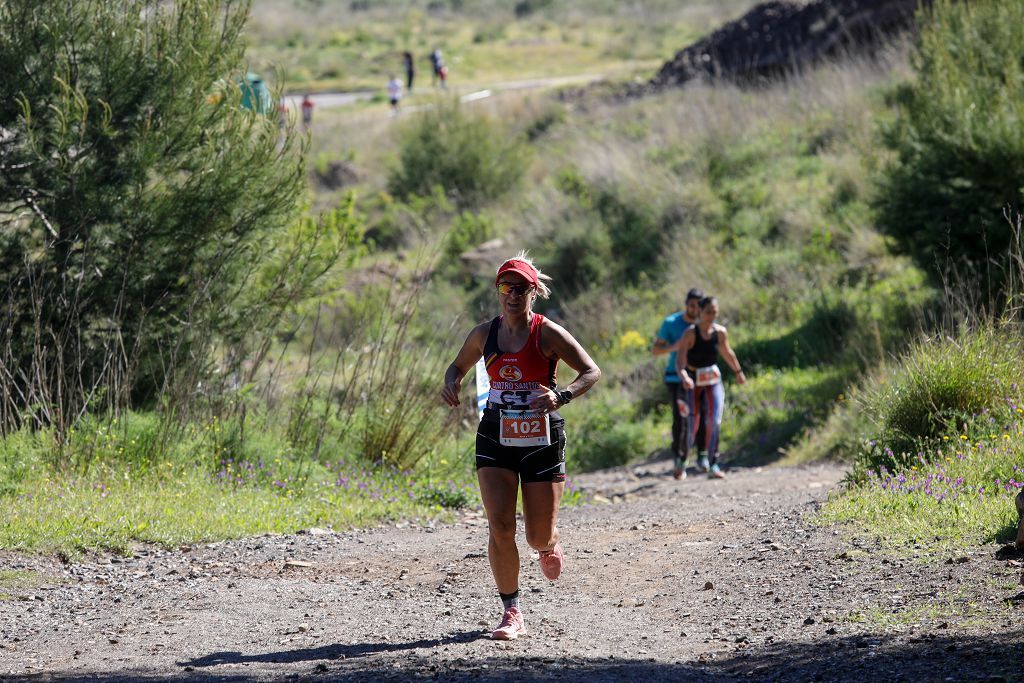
[{"xmin": 474, "ymin": 357, "xmax": 490, "ymax": 420}]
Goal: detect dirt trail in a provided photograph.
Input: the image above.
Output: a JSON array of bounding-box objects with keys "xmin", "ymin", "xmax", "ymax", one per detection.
[{"xmin": 1, "ymin": 461, "xmax": 1021, "ymax": 682}]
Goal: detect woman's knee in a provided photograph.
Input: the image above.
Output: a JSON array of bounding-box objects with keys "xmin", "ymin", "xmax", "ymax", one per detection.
[
  {"xmin": 525, "ymin": 526, "xmax": 558, "ymax": 551},
  {"xmin": 488, "ymin": 517, "xmax": 518, "ymax": 545}
]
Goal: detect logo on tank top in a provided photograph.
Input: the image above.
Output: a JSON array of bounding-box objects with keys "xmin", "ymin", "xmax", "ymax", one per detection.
[{"xmin": 498, "ymin": 365, "xmax": 523, "ymax": 382}]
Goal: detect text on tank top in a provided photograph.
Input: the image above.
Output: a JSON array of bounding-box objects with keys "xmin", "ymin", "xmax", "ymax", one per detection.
[
  {"xmin": 688, "ymin": 327, "xmax": 719, "ymax": 368},
  {"xmin": 484, "ymin": 314, "xmax": 557, "ymax": 409}
]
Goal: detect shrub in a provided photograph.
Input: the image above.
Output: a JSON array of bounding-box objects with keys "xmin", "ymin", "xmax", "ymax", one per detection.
[
  {"xmin": 443, "ymin": 211, "xmax": 494, "ymax": 262},
  {"xmin": 417, "ymin": 483, "xmax": 473, "ymax": 509},
  {"xmin": 542, "ymin": 219, "xmax": 614, "ymax": 295},
  {"xmin": 366, "ymin": 188, "xmax": 453, "ymax": 251},
  {"xmin": 571, "ymin": 392, "xmax": 660, "ymax": 471},
  {"xmin": 388, "ymin": 99, "xmax": 531, "ymax": 208},
  {"xmin": 0, "ymin": 0, "xmax": 355, "ymax": 438},
  {"xmin": 550, "ymin": 169, "xmax": 667, "ymax": 290},
  {"xmin": 875, "ymin": 0, "xmax": 1024, "ymax": 279},
  {"xmin": 783, "ymin": 386, "xmax": 874, "ymax": 466},
  {"xmin": 438, "ymin": 211, "xmax": 495, "ymax": 284},
  {"xmin": 514, "ymin": 0, "xmax": 554, "ymax": 18},
  {"xmin": 854, "ymin": 325, "xmax": 1024, "ymax": 477}
]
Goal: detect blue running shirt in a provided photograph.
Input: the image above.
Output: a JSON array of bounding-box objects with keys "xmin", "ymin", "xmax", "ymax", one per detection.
[{"xmin": 656, "ymin": 312, "xmax": 695, "ymax": 384}]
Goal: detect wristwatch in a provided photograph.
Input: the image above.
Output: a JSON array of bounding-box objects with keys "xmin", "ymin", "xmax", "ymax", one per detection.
[{"xmin": 556, "ymin": 389, "xmax": 574, "ymax": 406}]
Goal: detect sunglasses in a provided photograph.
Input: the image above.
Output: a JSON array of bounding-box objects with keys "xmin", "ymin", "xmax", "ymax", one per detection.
[{"xmin": 496, "ymin": 282, "xmax": 535, "ymax": 296}]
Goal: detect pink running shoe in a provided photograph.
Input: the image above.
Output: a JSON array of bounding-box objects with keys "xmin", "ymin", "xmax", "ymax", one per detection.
[
  {"xmin": 539, "ymin": 543, "xmax": 564, "ymax": 580},
  {"xmin": 491, "ymin": 606, "xmax": 526, "ymax": 640}
]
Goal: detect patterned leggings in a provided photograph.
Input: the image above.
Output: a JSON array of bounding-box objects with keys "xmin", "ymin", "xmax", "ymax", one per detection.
[{"xmin": 691, "ymin": 381, "xmax": 725, "ymax": 465}]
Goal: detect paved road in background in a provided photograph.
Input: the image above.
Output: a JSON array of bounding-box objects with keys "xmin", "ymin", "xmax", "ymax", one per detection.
[{"xmin": 283, "ymin": 72, "xmax": 608, "ymax": 112}]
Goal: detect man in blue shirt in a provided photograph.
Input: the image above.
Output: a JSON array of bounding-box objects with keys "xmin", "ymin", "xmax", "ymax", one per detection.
[{"xmin": 652, "ymin": 288, "xmax": 704, "ymax": 479}]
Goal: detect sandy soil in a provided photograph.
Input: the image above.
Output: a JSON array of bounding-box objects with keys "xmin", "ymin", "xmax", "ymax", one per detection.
[{"xmin": 1, "ymin": 460, "xmax": 1021, "ymax": 682}]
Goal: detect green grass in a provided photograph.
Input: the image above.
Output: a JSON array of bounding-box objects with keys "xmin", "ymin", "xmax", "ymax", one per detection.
[
  {"xmin": 0, "ymin": 569, "xmax": 42, "ymax": 601},
  {"xmin": 723, "ymin": 365, "xmax": 853, "ymax": 465},
  {"xmin": 0, "ymin": 407, "xmax": 480, "ymax": 554},
  {"xmin": 0, "ymin": 462, "xmax": 475, "ymax": 555},
  {"xmin": 854, "ymin": 327, "xmax": 1024, "ymax": 473},
  {"xmin": 0, "ymin": 456, "xmax": 594, "ymax": 556},
  {"xmin": 818, "ymin": 403, "xmax": 1024, "ymax": 551},
  {"xmin": 0, "ymin": 409, "xmax": 595, "ymax": 555},
  {"xmin": 842, "ymin": 592, "xmax": 1009, "ymax": 629}
]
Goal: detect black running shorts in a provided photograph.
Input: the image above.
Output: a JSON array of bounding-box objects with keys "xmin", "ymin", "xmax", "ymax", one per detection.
[{"xmin": 475, "ymin": 417, "xmax": 566, "ymax": 483}]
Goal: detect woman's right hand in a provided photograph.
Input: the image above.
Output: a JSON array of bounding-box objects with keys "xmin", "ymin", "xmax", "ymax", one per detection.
[
  {"xmin": 676, "ymin": 399, "xmax": 690, "ymax": 417},
  {"xmin": 441, "ymin": 378, "xmax": 462, "ymax": 407},
  {"xmin": 680, "ymin": 374, "xmax": 694, "ymax": 390}
]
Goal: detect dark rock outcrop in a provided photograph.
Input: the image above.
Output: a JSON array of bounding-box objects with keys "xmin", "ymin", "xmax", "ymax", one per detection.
[{"xmin": 652, "ymin": 0, "xmax": 929, "ymax": 89}]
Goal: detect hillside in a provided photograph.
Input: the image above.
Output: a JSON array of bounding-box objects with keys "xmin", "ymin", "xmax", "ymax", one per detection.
[{"xmin": 652, "ymin": 0, "xmax": 926, "ymax": 88}]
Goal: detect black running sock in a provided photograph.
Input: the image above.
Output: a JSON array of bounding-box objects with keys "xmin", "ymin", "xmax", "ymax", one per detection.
[{"xmin": 499, "ymin": 590, "xmax": 520, "ymax": 611}]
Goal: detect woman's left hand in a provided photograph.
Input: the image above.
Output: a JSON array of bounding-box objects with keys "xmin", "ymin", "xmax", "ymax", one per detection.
[{"xmin": 530, "ymin": 389, "xmax": 561, "ymax": 414}]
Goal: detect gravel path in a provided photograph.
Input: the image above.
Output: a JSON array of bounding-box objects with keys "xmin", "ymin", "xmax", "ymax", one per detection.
[{"xmin": 2, "ymin": 461, "xmax": 1021, "ymax": 682}]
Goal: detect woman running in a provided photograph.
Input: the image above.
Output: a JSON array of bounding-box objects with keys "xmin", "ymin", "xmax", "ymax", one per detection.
[
  {"xmin": 676, "ymin": 296, "xmax": 745, "ymax": 478},
  {"xmin": 441, "ymin": 253, "xmax": 600, "ymax": 640}
]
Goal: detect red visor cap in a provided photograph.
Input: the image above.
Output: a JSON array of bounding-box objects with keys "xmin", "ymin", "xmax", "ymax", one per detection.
[{"xmin": 495, "ymin": 259, "xmax": 539, "ymax": 288}]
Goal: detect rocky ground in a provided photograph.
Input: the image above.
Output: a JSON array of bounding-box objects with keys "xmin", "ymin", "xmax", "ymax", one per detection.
[{"xmin": 1, "ymin": 460, "xmax": 1022, "ymax": 682}]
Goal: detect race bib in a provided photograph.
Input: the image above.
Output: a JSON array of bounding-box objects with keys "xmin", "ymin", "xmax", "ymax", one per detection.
[
  {"xmin": 499, "ymin": 409, "xmax": 551, "ymax": 447},
  {"xmin": 695, "ymin": 364, "xmax": 722, "ymax": 387}
]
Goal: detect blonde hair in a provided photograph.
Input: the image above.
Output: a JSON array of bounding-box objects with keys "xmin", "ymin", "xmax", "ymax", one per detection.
[{"xmin": 500, "ymin": 250, "xmax": 552, "ymax": 299}]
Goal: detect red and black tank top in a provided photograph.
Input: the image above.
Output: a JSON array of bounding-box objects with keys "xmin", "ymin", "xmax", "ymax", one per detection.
[{"xmin": 483, "ymin": 313, "xmax": 557, "ymax": 410}]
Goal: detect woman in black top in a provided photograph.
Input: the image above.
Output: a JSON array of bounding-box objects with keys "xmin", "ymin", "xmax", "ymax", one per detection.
[{"xmin": 675, "ymin": 297, "xmax": 745, "ymax": 478}]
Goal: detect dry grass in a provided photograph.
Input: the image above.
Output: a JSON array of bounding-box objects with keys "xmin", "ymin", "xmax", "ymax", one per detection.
[{"xmin": 245, "ymin": 0, "xmax": 764, "ymax": 92}]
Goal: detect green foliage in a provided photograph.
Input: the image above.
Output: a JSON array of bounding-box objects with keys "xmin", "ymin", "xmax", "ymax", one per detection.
[
  {"xmin": 387, "ymin": 99, "xmax": 531, "ymax": 208},
  {"xmin": 514, "ymin": 0, "xmax": 555, "ymax": 18},
  {"xmin": 0, "ymin": 430, "xmax": 47, "ymax": 497},
  {"xmin": 327, "ymin": 272, "xmax": 456, "ymax": 470},
  {"xmin": 0, "ymin": 0, "xmax": 354, "ymax": 435},
  {"xmin": 417, "ymin": 483, "xmax": 473, "ymax": 509},
  {"xmin": 853, "ymin": 325, "xmax": 1024, "ymax": 478},
  {"xmin": 524, "ymin": 103, "xmax": 567, "ymax": 142},
  {"xmin": 542, "ymin": 219, "xmax": 614, "ymax": 293},
  {"xmin": 723, "ymin": 366, "xmax": 852, "ymax": 465},
  {"xmin": 472, "ymin": 23, "xmax": 507, "ymax": 44},
  {"xmin": 737, "ymin": 300, "xmax": 856, "ymax": 369},
  {"xmin": 438, "ymin": 211, "xmax": 495, "ymax": 283},
  {"xmin": 875, "ymin": 0, "xmax": 1024, "ymax": 277},
  {"xmin": 443, "ymin": 211, "xmax": 494, "ymax": 261},
  {"xmin": 571, "ymin": 392, "xmax": 661, "ymax": 471},
  {"xmin": 365, "ymin": 190, "xmax": 455, "ymax": 250},
  {"xmin": 818, "ymin": 408, "xmax": 1024, "ymax": 551},
  {"xmin": 593, "ymin": 187, "xmax": 666, "ymax": 283},
  {"xmin": 783, "ymin": 385, "xmax": 874, "ymax": 466},
  {"xmin": 546, "ymin": 169, "xmax": 667, "ymax": 291}
]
